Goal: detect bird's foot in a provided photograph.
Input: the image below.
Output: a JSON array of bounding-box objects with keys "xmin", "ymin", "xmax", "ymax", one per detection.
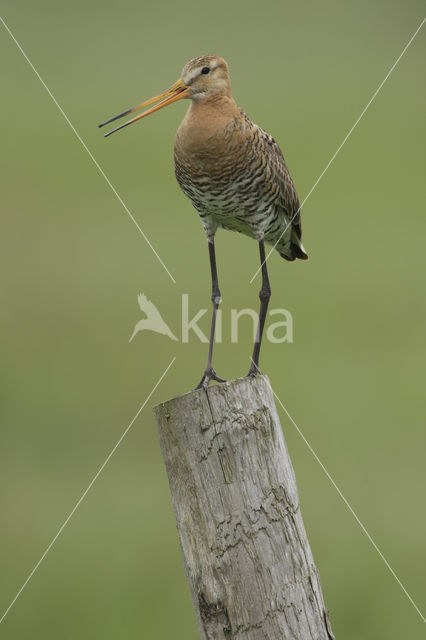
[
  {"xmin": 195, "ymin": 367, "xmax": 226, "ymax": 391},
  {"xmin": 246, "ymin": 364, "xmax": 263, "ymax": 378}
]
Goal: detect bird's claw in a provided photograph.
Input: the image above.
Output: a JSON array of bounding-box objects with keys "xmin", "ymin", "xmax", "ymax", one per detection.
[
  {"xmin": 195, "ymin": 368, "xmax": 226, "ymax": 390},
  {"xmin": 246, "ymin": 366, "xmax": 263, "ymax": 378}
]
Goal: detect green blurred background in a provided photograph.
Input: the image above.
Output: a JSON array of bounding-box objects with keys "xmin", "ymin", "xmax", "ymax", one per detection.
[{"xmin": 1, "ymin": 1, "xmax": 425, "ymax": 637}]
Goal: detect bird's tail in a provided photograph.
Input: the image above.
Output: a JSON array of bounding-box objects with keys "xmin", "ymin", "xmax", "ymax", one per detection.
[
  {"xmin": 279, "ymin": 243, "xmax": 308, "ymax": 262},
  {"xmin": 276, "ymin": 223, "xmax": 308, "ymax": 261},
  {"xmin": 278, "ymin": 244, "xmax": 309, "ymax": 262}
]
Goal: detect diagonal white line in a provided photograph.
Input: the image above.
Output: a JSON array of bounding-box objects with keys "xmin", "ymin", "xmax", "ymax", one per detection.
[
  {"xmin": 267, "ymin": 376, "xmax": 425, "ymax": 624},
  {"xmin": 0, "ymin": 15, "xmax": 176, "ymax": 285},
  {"xmin": 0, "ymin": 356, "xmax": 176, "ymax": 626},
  {"xmin": 250, "ymin": 17, "xmax": 426, "ymax": 283}
]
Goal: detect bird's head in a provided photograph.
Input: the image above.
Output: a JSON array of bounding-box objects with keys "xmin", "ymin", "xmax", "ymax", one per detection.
[
  {"xmin": 99, "ymin": 55, "xmax": 231, "ymax": 137},
  {"xmin": 181, "ymin": 55, "xmax": 231, "ymax": 100}
]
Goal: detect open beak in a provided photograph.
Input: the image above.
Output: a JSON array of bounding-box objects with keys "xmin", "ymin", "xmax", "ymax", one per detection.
[{"xmin": 99, "ymin": 78, "xmax": 190, "ymax": 137}]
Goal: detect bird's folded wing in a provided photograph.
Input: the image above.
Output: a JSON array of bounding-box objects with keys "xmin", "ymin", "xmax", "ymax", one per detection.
[{"xmin": 137, "ymin": 293, "xmax": 162, "ymax": 320}]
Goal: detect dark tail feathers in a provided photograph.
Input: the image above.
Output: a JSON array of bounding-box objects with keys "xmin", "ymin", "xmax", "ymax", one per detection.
[{"xmin": 279, "ymin": 244, "xmax": 309, "ymax": 262}]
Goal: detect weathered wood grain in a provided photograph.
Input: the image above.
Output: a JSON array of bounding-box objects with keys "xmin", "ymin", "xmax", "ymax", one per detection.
[{"xmin": 154, "ymin": 375, "xmax": 334, "ymax": 639}]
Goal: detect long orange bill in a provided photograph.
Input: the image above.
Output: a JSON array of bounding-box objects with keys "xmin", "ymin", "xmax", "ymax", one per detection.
[{"xmin": 99, "ymin": 78, "xmax": 189, "ymax": 137}]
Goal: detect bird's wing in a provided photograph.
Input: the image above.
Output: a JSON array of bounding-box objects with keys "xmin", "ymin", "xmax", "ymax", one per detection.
[
  {"xmin": 137, "ymin": 293, "xmax": 162, "ymax": 320},
  {"xmin": 136, "ymin": 293, "xmax": 178, "ymax": 340},
  {"xmin": 251, "ymin": 123, "xmax": 307, "ymax": 260},
  {"xmin": 137, "ymin": 293, "xmax": 147, "ymax": 311},
  {"xmin": 260, "ymin": 128, "xmax": 302, "ymax": 236}
]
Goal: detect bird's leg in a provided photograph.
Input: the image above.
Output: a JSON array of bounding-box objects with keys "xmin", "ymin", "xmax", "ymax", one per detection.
[
  {"xmin": 195, "ymin": 240, "xmax": 226, "ymax": 390},
  {"xmin": 248, "ymin": 238, "xmax": 271, "ymax": 377}
]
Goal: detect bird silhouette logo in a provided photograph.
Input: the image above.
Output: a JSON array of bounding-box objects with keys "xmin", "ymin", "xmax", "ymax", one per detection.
[{"xmin": 129, "ymin": 294, "xmax": 178, "ymax": 343}]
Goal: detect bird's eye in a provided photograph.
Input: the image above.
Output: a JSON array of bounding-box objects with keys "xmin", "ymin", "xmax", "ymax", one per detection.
[{"xmin": 201, "ymin": 67, "xmax": 210, "ymax": 75}]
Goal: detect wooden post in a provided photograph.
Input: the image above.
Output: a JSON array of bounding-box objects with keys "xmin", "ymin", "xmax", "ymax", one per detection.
[{"xmin": 153, "ymin": 375, "xmax": 334, "ymax": 640}]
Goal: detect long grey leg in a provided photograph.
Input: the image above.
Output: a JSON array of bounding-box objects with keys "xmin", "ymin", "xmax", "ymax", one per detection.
[
  {"xmin": 248, "ymin": 238, "xmax": 271, "ymax": 376},
  {"xmin": 196, "ymin": 240, "xmax": 226, "ymax": 389}
]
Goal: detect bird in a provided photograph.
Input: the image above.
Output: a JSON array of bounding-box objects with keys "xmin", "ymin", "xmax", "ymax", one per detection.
[
  {"xmin": 99, "ymin": 55, "xmax": 307, "ymax": 389},
  {"xmin": 129, "ymin": 293, "xmax": 178, "ymax": 343}
]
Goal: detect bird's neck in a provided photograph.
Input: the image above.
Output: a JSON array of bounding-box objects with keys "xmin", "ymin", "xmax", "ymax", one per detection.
[
  {"xmin": 189, "ymin": 93, "xmax": 238, "ymax": 117},
  {"xmin": 175, "ymin": 95, "xmax": 241, "ymax": 157}
]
